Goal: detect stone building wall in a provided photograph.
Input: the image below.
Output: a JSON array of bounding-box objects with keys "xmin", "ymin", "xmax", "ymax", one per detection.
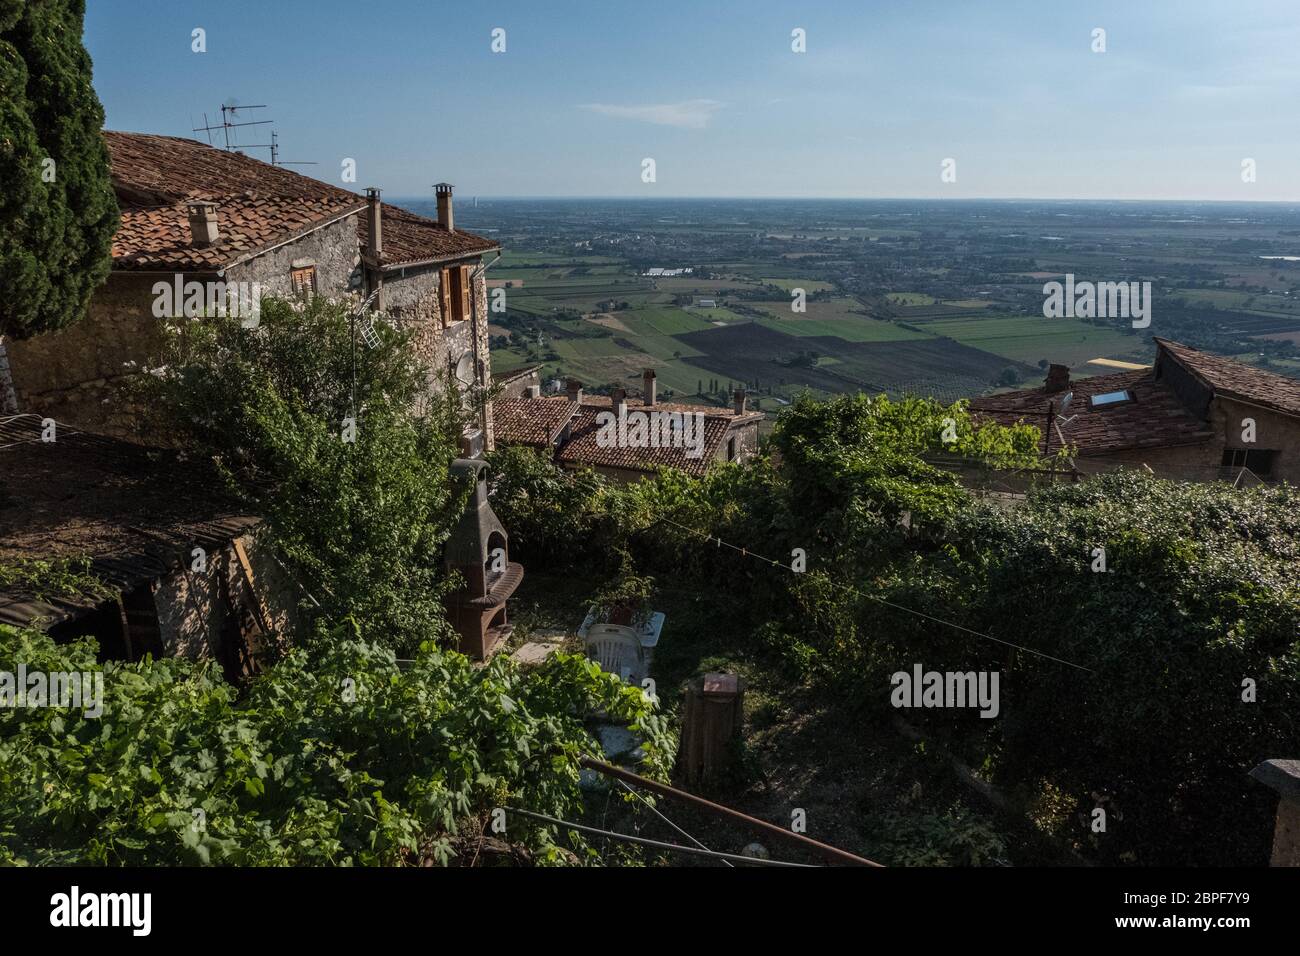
[
  {"xmin": 228, "ymin": 214, "xmax": 361, "ymax": 298},
  {"xmin": 5, "ymin": 216, "xmax": 362, "ymax": 437},
  {"xmin": 5, "ymin": 273, "xmax": 175, "ymax": 434},
  {"xmin": 713, "ymin": 420, "xmax": 760, "ymax": 465},
  {"xmin": 1080, "ymin": 442, "xmax": 1220, "ymax": 481},
  {"xmin": 382, "ymin": 263, "xmax": 494, "ymax": 450},
  {"xmin": 1211, "ymin": 398, "xmax": 1300, "ymax": 483},
  {"xmin": 1076, "ymin": 398, "xmax": 1300, "ymax": 483},
  {"xmin": 152, "ymin": 531, "xmax": 299, "ymax": 662}
]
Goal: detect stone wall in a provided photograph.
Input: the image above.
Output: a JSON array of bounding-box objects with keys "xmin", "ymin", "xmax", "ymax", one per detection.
[
  {"xmin": 382, "ymin": 262, "xmax": 494, "ymax": 450},
  {"xmin": 495, "ymin": 366, "xmax": 542, "ymax": 399},
  {"xmin": 152, "ymin": 531, "xmax": 298, "ymax": 662},
  {"xmin": 5, "ymin": 273, "xmax": 174, "ymax": 434},
  {"xmin": 1076, "ymin": 398, "xmax": 1300, "ymax": 484},
  {"xmin": 1213, "ymin": 398, "xmax": 1300, "ymax": 483},
  {"xmin": 1080, "ymin": 442, "xmax": 1220, "ymax": 481},
  {"xmin": 5, "ymin": 216, "xmax": 362, "ymax": 437},
  {"xmin": 229, "ymin": 214, "xmax": 361, "ymax": 298},
  {"xmin": 713, "ymin": 420, "xmax": 760, "ymax": 464}
]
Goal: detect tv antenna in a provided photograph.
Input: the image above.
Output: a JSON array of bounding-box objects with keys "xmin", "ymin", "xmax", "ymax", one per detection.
[
  {"xmin": 191, "ymin": 106, "xmax": 316, "ymax": 167},
  {"xmin": 267, "ymin": 130, "xmax": 318, "ymax": 168},
  {"xmin": 192, "ymin": 103, "xmax": 272, "ymax": 150}
]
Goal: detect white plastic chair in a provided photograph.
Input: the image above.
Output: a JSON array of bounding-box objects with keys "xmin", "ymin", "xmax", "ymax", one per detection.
[{"xmin": 584, "ymin": 625, "xmax": 645, "ymax": 684}]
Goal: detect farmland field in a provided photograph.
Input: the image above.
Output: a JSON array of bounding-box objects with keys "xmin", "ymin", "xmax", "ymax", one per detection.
[
  {"xmin": 905, "ymin": 313, "xmax": 1147, "ymax": 368},
  {"xmin": 450, "ymin": 196, "xmax": 1300, "ymax": 418}
]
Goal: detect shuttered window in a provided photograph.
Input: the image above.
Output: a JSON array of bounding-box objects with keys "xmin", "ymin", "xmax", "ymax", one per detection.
[
  {"xmin": 459, "ymin": 265, "xmax": 473, "ymax": 320},
  {"xmin": 441, "ymin": 265, "xmax": 474, "ymax": 323},
  {"xmin": 291, "ymin": 265, "xmax": 316, "ymax": 297}
]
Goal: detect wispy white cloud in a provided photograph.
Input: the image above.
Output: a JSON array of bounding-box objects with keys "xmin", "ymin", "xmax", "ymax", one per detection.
[{"xmin": 578, "ymin": 99, "xmax": 724, "ymax": 129}]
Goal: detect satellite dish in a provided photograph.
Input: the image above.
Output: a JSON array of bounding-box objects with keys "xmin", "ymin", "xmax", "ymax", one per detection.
[{"xmin": 454, "ymin": 351, "xmax": 475, "ymax": 386}]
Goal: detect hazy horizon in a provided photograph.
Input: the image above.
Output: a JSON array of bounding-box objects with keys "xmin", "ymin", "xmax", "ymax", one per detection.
[{"xmin": 87, "ymin": 0, "xmax": 1300, "ymax": 203}]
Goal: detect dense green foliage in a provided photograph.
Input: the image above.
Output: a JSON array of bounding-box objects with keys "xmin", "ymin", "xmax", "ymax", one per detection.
[
  {"xmin": 0, "ymin": 0, "xmax": 116, "ymax": 339},
  {"xmin": 0, "ymin": 623, "xmax": 670, "ymax": 865},
  {"xmin": 488, "ymin": 393, "xmax": 1300, "ymax": 865},
  {"xmin": 135, "ymin": 296, "xmax": 469, "ymax": 654}
]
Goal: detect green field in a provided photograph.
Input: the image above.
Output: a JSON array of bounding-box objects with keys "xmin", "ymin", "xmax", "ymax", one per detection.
[
  {"xmin": 915, "ymin": 313, "xmax": 1146, "ymax": 367},
  {"xmin": 762, "ymin": 277, "xmax": 837, "ymax": 292}
]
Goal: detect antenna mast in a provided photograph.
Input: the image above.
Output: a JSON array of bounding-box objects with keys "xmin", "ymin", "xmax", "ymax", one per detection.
[{"xmin": 190, "ymin": 104, "xmax": 316, "ymax": 166}]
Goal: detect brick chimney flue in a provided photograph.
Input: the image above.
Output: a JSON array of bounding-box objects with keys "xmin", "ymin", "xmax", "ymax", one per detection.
[
  {"xmin": 642, "ymin": 368, "xmax": 657, "ymax": 406},
  {"xmin": 435, "ymin": 182, "xmax": 455, "ymax": 233},
  {"xmin": 365, "ymin": 187, "xmax": 382, "ymax": 259},
  {"xmin": 1045, "ymin": 364, "xmax": 1070, "ymax": 394},
  {"xmin": 611, "ymin": 386, "xmax": 628, "ymax": 414},
  {"xmin": 186, "ymin": 201, "xmax": 220, "ymax": 247},
  {"xmin": 734, "ymin": 388, "xmax": 747, "ymax": 415},
  {"xmin": 565, "ymin": 378, "xmax": 583, "ymax": 405}
]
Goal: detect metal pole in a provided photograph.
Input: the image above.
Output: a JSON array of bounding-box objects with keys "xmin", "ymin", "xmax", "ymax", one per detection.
[
  {"xmin": 578, "ymin": 757, "xmax": 883, "ymax": 867},
  {"xmin": 504, "ymin": 806, "xmax": 814, "ymax": 867}
]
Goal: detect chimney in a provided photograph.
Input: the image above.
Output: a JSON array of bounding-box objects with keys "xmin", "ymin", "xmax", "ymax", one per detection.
[
  {"xmin": 365, "ymin": 187, "xmax": 382, "ymax": 259},
  {"xmin": 435, "ymin": 182, "xmax": 455, "ymax": 233},
  {"xmin": 1045, "ymin": 364, "xmax": 1070, "ymax": 394},
  {"xmin": 565, "ymin": 378, "xmax": 583, "ymax": 405},
  {"xmin": 642, "ymin": 368, "xmax": 657, "ymax": 407},
  {"xmin": 525, "ymin": 384, "xmax": 541, "ymax": 399},
  {"xmin": 186, "ymin": 201, "xmax": 220, "ymax": 247},
  {"xmin": 611, "ymin": 387, "xmax": 628, "ymax": 416},
  {"xmin": 734, "ymin": 388, "xmax": 747, "ymax": 415}
]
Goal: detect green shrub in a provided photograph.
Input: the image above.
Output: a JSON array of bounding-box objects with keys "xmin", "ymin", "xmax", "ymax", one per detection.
[{"xmin": 0, "ymin": 622, "xmax": 672, "ymax": 865}]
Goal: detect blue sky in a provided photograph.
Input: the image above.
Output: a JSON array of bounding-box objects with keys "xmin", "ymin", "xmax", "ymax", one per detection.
[{"xmin": 86, "ymin": 0, "xmax": 1300, "ymax": 200}]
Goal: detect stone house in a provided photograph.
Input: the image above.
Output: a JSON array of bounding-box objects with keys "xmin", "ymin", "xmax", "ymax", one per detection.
[
  {"xmin": 970, "ymin": 337, "xmax": 1300, "ymax": 484},
  {"xmin": 0, "ymin": 414, "xmax": 295, "ymax": 679},
  {"xmin": 0, "ymin": 131, "xmax": 501, "ymax": 454},
  {"xmin": 493, "ymin": 369, "xmax": 763, "ymax": 481}
]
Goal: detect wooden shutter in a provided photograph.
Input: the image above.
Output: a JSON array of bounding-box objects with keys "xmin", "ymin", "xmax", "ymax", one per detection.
[
  {"xmin": 291, "ymin": 265, "xmax": 316, "ymax": 297},
  {"xmin": 459, "ymin": 265, "xmax": 473, "ymax": 321},
  {"xmin": 438, "ymin": 268, "xmax": 452, "ymax": 325}
]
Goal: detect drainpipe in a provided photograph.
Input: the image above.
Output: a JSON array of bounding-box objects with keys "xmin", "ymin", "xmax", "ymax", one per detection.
[{"xmin": 468, "ymin": 251, "xmax": 503, "ymax": 447}]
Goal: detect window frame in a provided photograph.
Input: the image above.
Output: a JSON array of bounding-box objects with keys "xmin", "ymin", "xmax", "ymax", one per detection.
[{"xmin": 1089, "ymin": 389, "xmax": 1133, "ymax": 408}]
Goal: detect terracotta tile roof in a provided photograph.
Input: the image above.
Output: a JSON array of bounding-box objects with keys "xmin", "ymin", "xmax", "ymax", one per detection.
[
  {"xmin": 493, "ymin": 396, "xmax": 576, "ymax": 447},
  {"xmin": 1155, "ymin": 337, "xmax": 1300, "ymax": 419},
  {"xmin": 104, "ymin": 131, "xmax": 365, "ymax": 272},
  {"xmin": 103, "ymin": 131, "xmax": 498, "ymax": 272},
  {"xmin": 359, "ymin": 202, "xmax": 498, "ymax": 270},
  {"xmin": 580, "ymin": 394, "xmax": 765, "ymax": 425},
  {"xmin": 557, "ymin": 404, "xmax": 735, "ymax": 477},
  {"xmin": 970, "ymin": 367, "xmax": 1214, "ymax": 455},
  {"xmin": 0, "ymin": 415, "xmax": 259, "ymax": 629},
  {"xmin": 493, "ymin": 394, "xmax": 759, "ymax": 476}
]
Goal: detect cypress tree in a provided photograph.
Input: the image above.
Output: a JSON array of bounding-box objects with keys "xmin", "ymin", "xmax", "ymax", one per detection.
[{"xmin": 0, "ymin": 0, "xmax": 116, "ymax": 340}]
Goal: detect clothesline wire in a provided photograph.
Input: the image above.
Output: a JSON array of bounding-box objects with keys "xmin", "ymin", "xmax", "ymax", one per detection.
[
  {"xmin": 614, "ymin": 778, "xmax": 733, "ymax": 867},
  {"xmin": 654, "ymin": 513, "xmax": 1094, "ymax": 673},
  {"xmin": 504, "ymin": 806, "xmax": 814, "ymax": 868}
]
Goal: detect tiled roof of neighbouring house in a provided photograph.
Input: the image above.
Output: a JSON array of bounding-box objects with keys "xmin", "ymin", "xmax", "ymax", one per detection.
[
  {"xmin": 493, "ymin": 396, "xmax": 577, "ymax": 447},
  {"xmin": 103, "ymin": 131, "xmax": 497, "ymax": 272},
  {"xmin": 556, "ymin": 404, "xmax": 736, "ymax": 477},
  {"xmin": 1154, "ymin": 337, "xmax": 1300, "ymax": 419},
  {"xmin": 358, "ymin": 202, "xmax": 498, "ymax": 269},
  {"xmin": 493, "ymin": 392, "xmax": 761, "ymax": 477},
  {"xmin": 0, "ymin": 414, "xmax": 260, "ymax": 629},
  {"xmin": 970, "ymin": 366, "xmax": 1214, "ymax": 455}
]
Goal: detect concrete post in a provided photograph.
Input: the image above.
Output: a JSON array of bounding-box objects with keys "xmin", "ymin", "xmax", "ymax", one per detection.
[{"xmin": 1249, "ymin": 759, "xmax": 1300, "ymax": 866}]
